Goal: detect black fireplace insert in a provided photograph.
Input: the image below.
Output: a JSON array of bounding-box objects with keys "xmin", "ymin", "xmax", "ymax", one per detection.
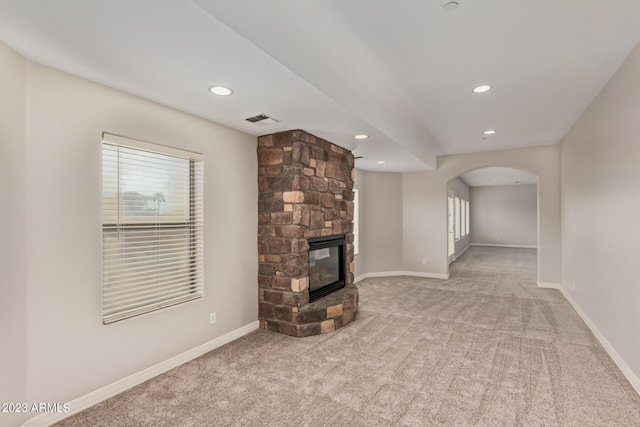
[{"xmin": 307, "ymin": 234, "xmax": 346, "ymax": 302}]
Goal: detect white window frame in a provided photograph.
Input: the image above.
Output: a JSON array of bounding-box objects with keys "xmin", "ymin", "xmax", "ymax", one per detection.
[
  {"xmin": 101, "ymin": 133, "xmax": 204, "ymax": 324},
  {"xmin": 448, "ymin": 193, "xmax": 455, "ymax": 258},
  {"xmin": 353, "ymin": 188, "xmax": 359, "ymax": 255},
  {"xmin": 465, "ymin": 200, "xmax": 470, "ymax": 236},
  {"xmin": 461, "ymin": 198, "xmax": 467, "ymax": 236},
  {"xmin": 454, "ymin": 197, "xmax": 461, "ymax": 241}
]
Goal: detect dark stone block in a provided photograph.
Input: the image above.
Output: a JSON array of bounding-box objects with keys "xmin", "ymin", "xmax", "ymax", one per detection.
[
  {"xmin": 259, "ymin": 302, "xmax": 274, "ymax": 319},
  {"xmin": 258, "ymin": 199, "xmax": 284, "ymax": 213},
  {"xmin": 325, "ymin": 163, "xmax": 337, "ymax": 179},
  {"xmin": 310, "ymin": 176, "xmax": 329, "ymax": 192},
  {"xmin": 328, "ymin": 151, "xmax": 342, "ymax": 166},
  {"xmin": 265, "ymin": 165, "xmax": 283, "ymax": 176},
  {"xmin": 274, "ymin": 305, "xmax": 293, "ymax": 322},
  {"xmin": 304, "ymin": 229, "xmax": 321, "ymax": 238},
  {"xmin": 328, "ymin": 179, "xmax": 341, "ymax": 194},
  {"xmin": 282, "ymin": 292, "xmax": 303, "ymax": 307},
  {"xmin": 283, "ymin": 164, "xmax": 303, "ymax": 175},
  {"xmin": 343, "ymin": 308, "xmax": 355, "ymax": 325},
  {"xmin": 292, "ymin": 142, "xmax": 310, "ymax": 166},
  {"xmin": 281, "ymin": 225, "xmax": 304, "ymax": 238},
  {"xmin": 258, "ymin": 276, "xmax": 272, "ymax": 289},
  {"xmin": 332, "ymin": 222, "xmax": 343, "ymax": 234},
  {"xmin": 258, "ymin": 135, "xmax": 273, "ymax": 147},
  {"xmin": 296, "ymin": 309, "xmax": 327, "ymax": 323},
  {"xmin": 291, "ymin": 238, "xmax": 309, "ymax": 254},
  {"xmin": 274, "ymin": 131, "xmax": 292, "ymax": 147},
  {"xmin": 258, "ymin": 237, "xmax": 269, "ymax": 254},
  {"xmin": 334, "ymin": 316, "xmax": 343, "ymax": 330},
  {"xmin": 346, "ymin": 200, "xmax": 354, "ymax": 220},
  {"xmin": 272, "ymin": 277, "xmax": 291, "ymax": 290},
  {"xmin": 292, "ymin": 204, "xmax": 310, "ymax": 227},
  {"xmin": 294, "ymin": 175, "xmax": 310, "ymax": 191},
  {"xmin": 257, "ymin": 147, "xmax": 284, "ymax": 166},
  {"xmin": 298, "ymin": 323, "xmax": 321, "ymax": 337},
  {"xmin": 345, "ymin": 154, "xmax": 354, "ymax": 168},
  {"xmin": 270, "ymin": 176, "xmax": 295, "ymax": 192},
  {"xmin": 321, "ymin": 193, "xmax": 335, "ymax": 208},
  {"xmin": 310, "ymin": 145, "xmax": 324, "ymax": 160},
  {"xmin": 263, "ymin": 290, "xmax": 283, "ymax": 304},
  {"xmin": 324, "ymin": 209, "xmax": 339, "ymax": 221},
  {"xmin": 283, "ymin": 255, "xmax": 307, "ymax": 277},
  {"xmin": 271, "ymin": 212, "xmax": 293, "ymax": 225},
  {"xmin": 258, "ymin": 263, "xmax": 276, "ymax": 276},
  {"xmin": 258, "ymin": 224, "xmax": 275, "ymax": 237},
  {"xmin": 278, "ymin": 322, "xmax": 299, "ymax": 337},
  {"xmin": 258, "ymin": 176, "xmax": 269, "ymax": 192},
  {"xmin": 269, "ymin": 238, "xmax": 291, "ymax": 254},
  {"xmin": 310, "ymin": 210, "xmax": 324, "ymax": 230},
  {"xmin": 343, "ymin": 297, "xmax": 354, "ymax": 310},
  {"xmin": 265, "ymin": 320, "xmax": 280, "ymax": 332},
  {"xmin": 304, "ymin": 191, "xmax": 321, "ymax": 206},
  {"xmin": 292, "ymin": 129, "xmax": 310, "ymax": 143}
]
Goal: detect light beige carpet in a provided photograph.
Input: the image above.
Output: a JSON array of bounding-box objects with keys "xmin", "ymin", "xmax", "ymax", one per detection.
[{"xmin": 56, "ymin": 247, "xmax": 640, "ymax": 426}]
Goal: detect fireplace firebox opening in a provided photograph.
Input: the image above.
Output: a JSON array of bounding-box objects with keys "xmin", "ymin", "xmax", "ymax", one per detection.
[{"xmin": 308, "ymin": 234, "xmax": 346, "ymax": 302}]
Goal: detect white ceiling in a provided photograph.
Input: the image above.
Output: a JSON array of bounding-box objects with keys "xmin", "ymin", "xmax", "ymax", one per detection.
[
  {"xmin": 1, "ymin": 0, "xmax": 639, "ymax": 172},
  {"xmin": 459, "ymin": 167, "xmax": 537, "ymax": 187}
]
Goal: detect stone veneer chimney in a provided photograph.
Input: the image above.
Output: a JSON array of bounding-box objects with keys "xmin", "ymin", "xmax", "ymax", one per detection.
[{"xmin": 257, "ymin": 130, "xmax": 358, "ymax": 337}]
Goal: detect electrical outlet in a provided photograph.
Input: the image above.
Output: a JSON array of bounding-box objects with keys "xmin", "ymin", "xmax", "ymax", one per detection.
[
  {"xmin": 209, "ymin": 312, "xmax": 217, "ymax": 325},
  {"xmin": 572, "ymin": 281, "xmax": 576, "ymax": 290},
  {"xmin": 422, "ymin": 258, "xmax": 427, "ymax": 265}
]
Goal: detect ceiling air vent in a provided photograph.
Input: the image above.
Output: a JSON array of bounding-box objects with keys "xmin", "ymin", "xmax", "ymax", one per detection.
[{"xmin": 245, "ymin": 113, "xmax": 279, "ymax": 126}]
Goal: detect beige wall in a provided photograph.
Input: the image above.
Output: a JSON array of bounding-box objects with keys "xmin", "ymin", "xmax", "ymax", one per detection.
[
  {"xmin": 0, "ymin": 41, "xmax": 29, "ymax": 427},
  {"xmin": 403, "ymin": 145, "xmax": 560, "ymax": 282},
  {"xmin": 470, "ymin": 184, "xmax": 537, "ymax": 247},
  {"xmin": 354, "ymin": 170, "xmax": 404, "ymax": 277},
  {"xmin": 561, "ymin": 42, "xmax": 640, "ymax": 380},
  {"xmin": 2, "ymin": 48, "xmax": 258, "ymax": 424}
]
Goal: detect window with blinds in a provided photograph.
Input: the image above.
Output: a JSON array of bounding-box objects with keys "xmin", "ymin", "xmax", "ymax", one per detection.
[{"xmin": 101, "ymin": 133, "xmax": 204, "ymax": 324}]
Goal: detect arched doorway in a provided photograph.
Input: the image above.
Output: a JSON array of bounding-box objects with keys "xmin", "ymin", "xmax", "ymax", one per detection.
[{"xmin": 447, "ymin": 166, "xmax": 539, "ymax": 275}]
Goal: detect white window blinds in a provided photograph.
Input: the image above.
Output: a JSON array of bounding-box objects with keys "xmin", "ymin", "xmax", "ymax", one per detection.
[{"xmin": 101, "ymin": 133, "xmax": 204, "ymax": 324}]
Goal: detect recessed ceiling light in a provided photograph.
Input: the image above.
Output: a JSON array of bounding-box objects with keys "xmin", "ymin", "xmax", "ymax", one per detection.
[
  {"xmin": 355, "ymin": 134, "xmax": 369, "ymax": 140},
  {"xmin": 209, "ymin": 86, "xmax": 233, "ymax": 96},
  {"xmin": 483, "ymin": 130, "xmax": 496, "ymax": 135},
  {"xmin": 473, "ymin": 85, "xmax": 492, "ymax": 93},
  {"xmin": 377, "ymin": 161, "xmax": 386, "ymax": 165},
  {"xmin": 443, "ymin": 1, "xmax": 459, "ymax": 12}
]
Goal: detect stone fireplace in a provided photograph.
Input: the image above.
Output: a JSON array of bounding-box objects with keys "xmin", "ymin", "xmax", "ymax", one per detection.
[{"xmin": 257, "ymin": 129, "xmax": 358, "ymax": 337}]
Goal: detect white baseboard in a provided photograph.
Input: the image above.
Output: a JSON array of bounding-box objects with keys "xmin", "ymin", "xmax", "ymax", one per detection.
[
  {"xmin": 559, "ymin": 287, "xmax": 640, "ymax": 396},
  {"xmin": 470, "ymin": 243, "xmax": 538, "ymax": 249},
  {"xmin": 355, "ymin": 270, "xmax": 449, "ymax": 282},
  {"xmin": 23, "ymin": 321, "xmax": 260, "ymax": 427},
  {"xmin": 537, "ymin": 281, "xmax": 561, "ymax": 289}
]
